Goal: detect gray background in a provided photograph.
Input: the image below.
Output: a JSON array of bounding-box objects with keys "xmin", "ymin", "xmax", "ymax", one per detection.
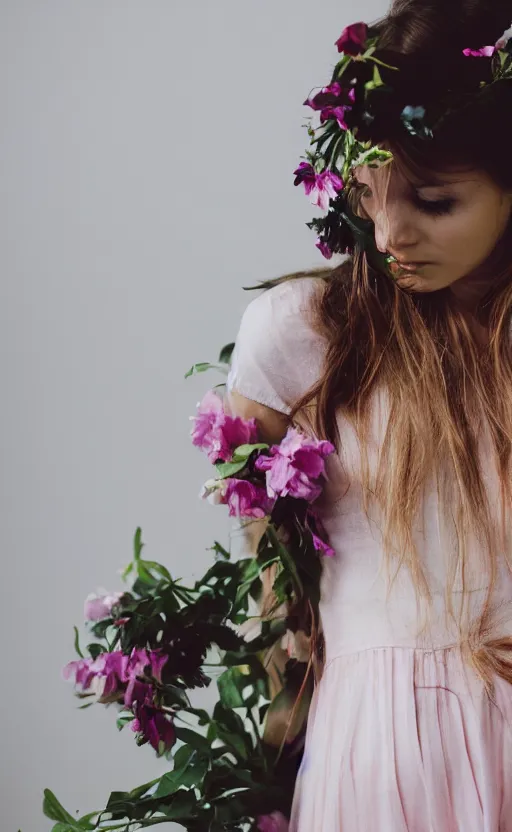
[{"xmin": 0, "ymin": 1, "xmax": 386, "ymax": 829}]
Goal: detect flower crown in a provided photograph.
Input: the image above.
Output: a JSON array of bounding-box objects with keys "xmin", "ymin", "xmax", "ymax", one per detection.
[{"xmin": 294, "ymin": 20, "xmax": 512, "ymax": 272}]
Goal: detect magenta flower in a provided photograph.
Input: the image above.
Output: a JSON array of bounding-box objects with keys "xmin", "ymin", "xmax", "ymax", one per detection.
[
  {"xmin": 316, "ymin": 238, "xmax": 333, "ymax": 259},
  {"xmin": 335, "ymin": 22, "xmax": 368, "ymax": 56},
  {"xmin": 124, "ymin": 678, "xmax": 153, "ymax": 709},
  {"xmin": 462, "ymin": 45, "xmax": 495, "ymax": 57},
  {"xmin": 127, "ymin": 648, "xmax": 168, "ymax": 682},
  {"xmin": 257, "ymin": 812, "xmax": 289, "ymax": 832},
  {"xmin": 255, "ymin": 428, "xmax": 334, "ymax": 502},
  {"xmin": 224, "ymin": 479, "xmax": 275, "ymax": 518},
  {"xmin": 304, "ymin": 81, "xmax": 342, "ymax": 110},
  {"xmin": 305, "ymin": 83, "xmax": 356, "ymax": 130},
  {"xmin": 320, "ymin": 104, "xmax": 353, "ymax": 130},
  {"xmin": 64, "ymin": 650, "xmax": 130, "ymax": 698},
  {"xmin": 293, "ymin": 163, "xmax": 344, "ymax": 211},
  {"xmin": 131, "ymin": 702, "xmax": 176, "ymax": 753},
  {"xmin": 191, "ymin": 390, "xmax": 258, "ymax": 464},
  {"xmin": 63, "ymin": 657, "xmax": 98, "ymax": 691},
  {"xmin": 64, "ymin": 648, "xmax": 168, "ymax": 701},
  {"xmin": 99, "ymin": 651, "xmax": 131, "ymax": 696},
  {"xmin": 84, "ymin": 591, "xmax": 124, "ymax": 622},
  {"xmin": 311, "ymin": 531, "xmax": 335, "ymax": 558},
  {"xmin": 305, "ymin": 83, "xmax": 355, "ymax": 129}
]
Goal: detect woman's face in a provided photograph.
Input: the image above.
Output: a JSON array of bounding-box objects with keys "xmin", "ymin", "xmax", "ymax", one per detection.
[{"xmin": 355, "ymin": 162, "xmax": 512, "ymax": 294}]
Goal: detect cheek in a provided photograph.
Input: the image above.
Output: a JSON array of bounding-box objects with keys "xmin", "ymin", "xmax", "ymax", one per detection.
[{"xmin": 430, "ymin": 202, "xmax": 507, "ymax": 268}]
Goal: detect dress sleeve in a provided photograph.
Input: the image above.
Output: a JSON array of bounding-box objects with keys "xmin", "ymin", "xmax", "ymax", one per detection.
[{"xmin": 227, "ymin": 277, "xmax": 325, "ymax": 415}]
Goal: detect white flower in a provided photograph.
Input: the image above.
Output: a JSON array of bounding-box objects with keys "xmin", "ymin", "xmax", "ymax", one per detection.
[
  {"xmin": 199, "ymin": 478, "xmax": 227, "ymax": 505},
  {"xmin": 496, "ymin": 22, "xmax": 512, "ymax": 50}
]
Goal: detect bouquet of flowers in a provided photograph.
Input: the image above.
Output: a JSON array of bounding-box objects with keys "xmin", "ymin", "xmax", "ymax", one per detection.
[{"xmin": 43, "ymin": 343, "xmax": 334, "ymax": 832}]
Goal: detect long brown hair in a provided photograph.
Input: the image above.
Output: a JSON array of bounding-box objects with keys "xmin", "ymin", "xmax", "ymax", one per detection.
[{"xmin": 282, "ymin": 0, "xmax": 512, "ymax": 691}]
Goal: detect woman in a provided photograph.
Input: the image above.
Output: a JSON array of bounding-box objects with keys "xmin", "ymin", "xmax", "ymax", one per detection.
[{"xmin": 228, "ymin": 2, "xmax": 512, "ymax": 830}]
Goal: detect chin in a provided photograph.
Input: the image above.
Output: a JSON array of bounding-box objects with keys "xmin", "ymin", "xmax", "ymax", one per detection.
[{"xmin": 395, "ymin": 275, "xmax": 432, "ymax": 292}]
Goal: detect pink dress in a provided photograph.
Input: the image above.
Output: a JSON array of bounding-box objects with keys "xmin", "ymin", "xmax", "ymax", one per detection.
[{"xmin": 227, "ymin": 277, "xmax": 512, "ymax": 831}]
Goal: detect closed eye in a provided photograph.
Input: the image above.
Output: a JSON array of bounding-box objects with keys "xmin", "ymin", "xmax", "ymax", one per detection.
[{"xmin": 413, "ymin": 195, "xmax": 457, "ymax": 216}]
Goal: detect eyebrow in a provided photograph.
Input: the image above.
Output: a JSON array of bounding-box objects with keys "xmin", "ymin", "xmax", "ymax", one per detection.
[
  {"xmin": 414, "ymin": 178, "xmax": 449, "ymax": 187},
  {"xmin": 414, "ymin": 174, "xmax": 471, "ymax": 188}
]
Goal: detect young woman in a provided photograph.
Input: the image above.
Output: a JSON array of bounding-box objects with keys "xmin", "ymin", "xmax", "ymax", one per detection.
[{"xmin": 227, "ymin": 2, "xmax": 512, "ymax": 829}]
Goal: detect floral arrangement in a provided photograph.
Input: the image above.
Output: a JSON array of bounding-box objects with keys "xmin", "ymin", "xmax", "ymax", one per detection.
[
  {"xmin": 293, "ymin": 20, "xmax": 512, "ymax": 266},
  {"xmin": 43, "ymin": 340, "xmax": 334, "ymax": 831}
]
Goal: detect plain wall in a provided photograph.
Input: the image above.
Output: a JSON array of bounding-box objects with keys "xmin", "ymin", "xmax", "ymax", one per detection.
[{"xmin": 0, "ymin": 1, "xmax": 387, "ymax": 829}]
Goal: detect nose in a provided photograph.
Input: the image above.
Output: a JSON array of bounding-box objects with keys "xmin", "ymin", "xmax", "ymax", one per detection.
[{"xmin": 373, "ymin": 193, "xmax": 420, "ymax": 255}]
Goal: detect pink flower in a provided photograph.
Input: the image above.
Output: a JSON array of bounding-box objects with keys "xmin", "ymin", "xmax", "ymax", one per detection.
[
  {"xmin": 335, "ymin": 22, "xmax": 368, "ymax": 56},
  {"xmin": 257, "ymin": 812, "xmax": 289, "ymax": 832},
  {"xmin": 307, "ymin": 507, "xmax": 335, "ymax": 557},
  {"xmin": 191, "ymin": 390, "xmax": 258, "ymax": 464},
  {"xmin": 64, "ymin": 648, "xmax": 168, "ymax": 700},
  {"xmin": 462, "ymin": 45, "xmax": 495, "ymax": 57},
  {"xmin": 305, "ymin": 84, "xmax": 355, "ymax": 130},
  {"xmin": 255, "ymin": 428, "xmax": 334, "ymax": 502},
  {"xmin": 316, "ymin": 238, "xmax": 333, "ymax": 259},
  {"xmin": 131, "ymin": 702, "xmax": 176, "ymax": 753},
  {"xmin": 127, "ymin": 648, "xmax": 168, "ymax": 682},
  {"xmin": 311, "ymin": 531, "xmax": 335, "ymax": 558},
  {"xmin": 84, "ymin": 591, "xmax": 124, "ymax": 622},
  {"xmin": 304, "ymin": 81, "xmax": 342, "ymax": 110},
  {"xmin": 320, "ymin": 105, "xmax": 352, "ymax": 130},
  {"xmin": 293, "ymin": 163, "xmax": 344, "ymax": 211},
  {"xmin": 124, "ymin": 678, "xmax": 153, "ymax": 709},
  {"xmin": 63, "ymin": 658, "xmax": 98, "ymax": 690},
  {"xmin": 224, "ymin": 479, "xmax": 275, "ymax": 518},
  {"xmin": 64, "ymin": 650, "xmax": 130, "ymax": 698}
]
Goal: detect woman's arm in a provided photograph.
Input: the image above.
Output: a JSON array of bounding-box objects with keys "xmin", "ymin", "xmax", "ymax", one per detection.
[
  {"xmin": 226, "ymin": 390, "xmax": 290, "ymax": 444},
  {"xmin": 226, "ymin": 391, "xmax": 293, "ymax": 719}
]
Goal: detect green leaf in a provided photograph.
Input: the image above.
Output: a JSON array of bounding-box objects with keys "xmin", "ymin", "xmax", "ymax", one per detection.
[
  {"xmin": 73, "ymin": 626, "xmax": 84, "ymax": 659},
  {"xmin": 215, "ymin": 728, "xmax": 249, "ymax": 759},
  {"xmin": 140, "ymin": 560, "xmax": 173, "ymax": 583},
  {"xmin": 266, "ymin": 524, "xmax": 303, "ymax": 596},
  {"xmin": 174, "ymin": 726, "xmax": 211, "ymax": 753},
  {"xmin": 232, "ymin": 442, "xmax": 269, "ymax": 461},
  {"xmin": 42, "ymin": 790, "xmax": 82, "ymax": 829},
  {"xmin": 133, "ymin": 527, "xmax": 144, "ymax": 561},
  {"xmin": 121, "ymin": 560, "xmax": 134, "ymax": 582},
  {"xmin": 136, "ymin": 559, "xmax": 159, "ymax": 587},
  {"xmin": 184, "ymin": 361, "xmax": 213, "ymax": 378},
  {"xmin": 185, "ymin": 361, "xmax": 231, "ymax": 379},
  {"xmin": 50, "ymin": 826, "xmax": 79, "ymax": 832},
  {"xmin": 156, "ymin": 756, "xmax": 209, "ymax": 796},
  {"xmin": 128, "ymin": 778, "xmax": 161, "ymax": 800},
  {"xmin": 181, "ymin": 706, "xmax": 211, "ymax": 725},
  {"xmin": 117, "ymin": 712, "xmax": 134, "ymax": 730},
  {"xmin": 161, "ymin": 789, "xmax": 197, "ymax": 820},
  {"xmin": 218, "ymin": 342, "xmax": 235, "ymax": 365},
  {"xmin": 86, "ymin": 643, "xmax": 105, "ymax": 660},
  {"xmin": 215, "ymin": 459, "xmax": 248, "ymax": 479},
  {"xmin": 215, "ymin": 442, "xmax": 269, "ymax": 479},
  {"xmin": 217, "ymin": 668, "xmax": 244, "ymax": 708},
  {"xmin": 209, "ymin": 541, "xmax": 231, "ymax": 561}
]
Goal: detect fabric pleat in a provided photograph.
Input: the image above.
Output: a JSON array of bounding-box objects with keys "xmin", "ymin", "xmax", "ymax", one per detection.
[{"xmin": 290, "ymin": 647, "xmax": 512, "ymax": 831}]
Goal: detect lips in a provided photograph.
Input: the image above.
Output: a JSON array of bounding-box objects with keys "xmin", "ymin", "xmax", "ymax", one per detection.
[{"xmin": 394, "ymin": 261, "xmax": 430, "ymax": 272}]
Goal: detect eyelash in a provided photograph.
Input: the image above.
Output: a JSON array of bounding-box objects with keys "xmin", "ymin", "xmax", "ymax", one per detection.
[
  {"xmin": 359, "ymin": 186, "xmax": 456, "ymax": 217},
  {"xmin": 412, "ymin": 195, "xmax": 456, "ymax": 216}
]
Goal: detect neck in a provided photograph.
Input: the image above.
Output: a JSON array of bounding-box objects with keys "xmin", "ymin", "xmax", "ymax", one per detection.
[{"xmin": 449, "ymin": 275, "xmax": 490, "ymax": 317}]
